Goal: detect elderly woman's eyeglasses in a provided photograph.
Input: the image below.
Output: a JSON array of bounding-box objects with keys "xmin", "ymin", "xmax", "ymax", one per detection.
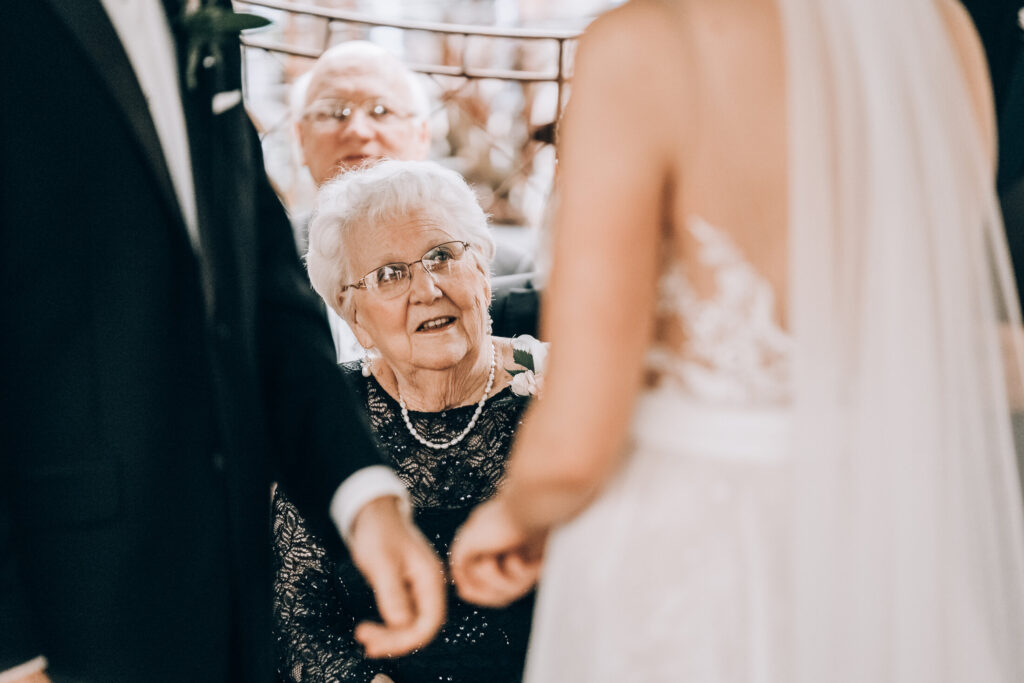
[
  {"xmin": 341, "ymin": 241, "xmax": 471, "ymax": 299},
  {"xmin": 302, "ymin": 99, "xmax": 414, "ymax": 130}
]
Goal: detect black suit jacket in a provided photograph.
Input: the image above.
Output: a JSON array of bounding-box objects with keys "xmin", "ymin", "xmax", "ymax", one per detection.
[{"xmin": 0, "ymin": 3, "xmax": 381, "ymax": 681}]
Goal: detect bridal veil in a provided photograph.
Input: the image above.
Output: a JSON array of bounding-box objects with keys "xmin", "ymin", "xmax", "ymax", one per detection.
[{"xmin": 784, "ymin": 0, "xmax": 1024, "ymax": 678}]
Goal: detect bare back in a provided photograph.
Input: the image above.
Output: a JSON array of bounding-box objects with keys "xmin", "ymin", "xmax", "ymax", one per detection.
[
  {"xmin": 520, "ymin": 0, "xmax": 999, "ymax": 489},
  {"xmin": 634, "ymin": 0, "xmax": 993, "ymax": 344},
  {"xmin": 481, "ymin": 1, "xmax": 1024, "ymax": 679},
  {"xmin": 661, "ymin": 0, "xmax": 788, "ymax": 320}
]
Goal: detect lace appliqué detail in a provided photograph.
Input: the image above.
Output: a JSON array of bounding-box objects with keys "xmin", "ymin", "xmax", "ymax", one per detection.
[{"xmin": 647, "ymin": 217, "xmax": 791, "ymax": 404}]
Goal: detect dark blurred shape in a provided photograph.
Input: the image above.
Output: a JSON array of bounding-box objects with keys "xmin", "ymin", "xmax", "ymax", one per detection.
[
  {"xmin": 531, "ymin": 121, "xmax": 557, "ymax": 146},
  {"xmin": 962, "ymin": 0, "xmax": 1024, "ymax": 306}
]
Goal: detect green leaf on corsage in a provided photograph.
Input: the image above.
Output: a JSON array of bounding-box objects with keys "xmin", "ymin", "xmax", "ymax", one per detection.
[{"xmin": 512, "ymin": 348, "xmax": 535, "ymax": 372}]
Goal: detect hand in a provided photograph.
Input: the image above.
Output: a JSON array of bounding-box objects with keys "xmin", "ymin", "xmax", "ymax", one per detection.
[
  {"xmin": 450, "ymin": 496, "xmax": 546, "ymax": 607},
  {"xmin": 371, "ymin": 675, "xmax": 395, "ymax": 683},
  {"xmin": 8, "ymin": 671, "xmax": 51, "ymax": 683},
  {"xmin": 346, "ymin": 496, "xmax": 446, "ymax": 658}
]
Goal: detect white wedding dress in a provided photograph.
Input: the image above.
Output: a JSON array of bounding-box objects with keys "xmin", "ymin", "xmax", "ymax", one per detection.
[
  {"xmin": 526, "ymin": 217, "xmax": 797, "ymax": 682},
  {"xmin": 524, "ymin": 0, "xmax": 1024, "ymax": 680}
]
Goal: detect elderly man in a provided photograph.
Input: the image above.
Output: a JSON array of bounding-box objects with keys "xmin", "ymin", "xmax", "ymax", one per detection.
[{"xmin": 292, "ymin": 42, "xmax": 540, "ymax": 358}]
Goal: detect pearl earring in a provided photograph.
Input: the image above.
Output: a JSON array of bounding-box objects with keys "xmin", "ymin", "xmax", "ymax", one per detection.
[{"xmin": 360, "ymin": 353, "xmax": 372, "ymax": 377}]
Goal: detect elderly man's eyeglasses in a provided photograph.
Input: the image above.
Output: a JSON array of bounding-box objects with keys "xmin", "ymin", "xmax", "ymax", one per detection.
[
  {"xmin": 341, "ymin": 241, "xmax": 471, "ymax": 299},
  {"xmin": 303, "ymin": 99, "xmax": 414, "ymax": 130}
]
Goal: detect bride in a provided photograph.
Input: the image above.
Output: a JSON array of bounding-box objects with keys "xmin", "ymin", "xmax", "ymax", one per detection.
[{"xmin": 450, "ymin": 0, "xmax": 1024, "ymax": 680}]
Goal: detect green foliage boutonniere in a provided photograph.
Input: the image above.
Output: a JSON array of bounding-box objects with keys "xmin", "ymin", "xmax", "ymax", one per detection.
[{"xmin": 179, "ymin": 1, "xmax": 271, "ymax": 90}]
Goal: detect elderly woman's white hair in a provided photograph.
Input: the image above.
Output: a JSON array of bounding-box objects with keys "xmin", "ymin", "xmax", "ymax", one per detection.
[{"xmin": 307, "ymin": 159, "xmax": 496, "ymax": 316}]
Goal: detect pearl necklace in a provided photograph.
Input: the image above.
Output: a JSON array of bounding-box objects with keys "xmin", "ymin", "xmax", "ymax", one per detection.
[{"xmin": 398, "ymin": 342, "xmax": 496, "ymax": 451}]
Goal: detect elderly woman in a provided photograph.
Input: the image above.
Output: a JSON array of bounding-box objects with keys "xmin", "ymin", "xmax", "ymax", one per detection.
[{"xmin": 272, "ymin": 160, "xmax": 541, "ymax": 683}]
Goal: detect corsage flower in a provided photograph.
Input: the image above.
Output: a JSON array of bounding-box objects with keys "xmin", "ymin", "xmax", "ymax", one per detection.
[{"xmin": 507, "ymin": 334, "xmax": 548, "ymax": 398}]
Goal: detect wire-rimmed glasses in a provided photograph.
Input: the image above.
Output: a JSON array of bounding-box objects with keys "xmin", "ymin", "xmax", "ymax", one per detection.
[
  {"xmin": 340, "ymin": 241, "xmax": 471, "ymax": 299},
  {"xmin": 302, "ymin": 99, "xmax": 415, "ymax": 132}
]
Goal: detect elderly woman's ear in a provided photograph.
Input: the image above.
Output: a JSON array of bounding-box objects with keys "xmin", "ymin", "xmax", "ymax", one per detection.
[
  {"xmin": 343, "ymin": 298, "xmax": 377, "ymax": 352},
  {"xmin": 470, "ymin": 250, "xmax": 492, "ymax": 304},
  {"xmin": 334, "ymin": 290, "xmax": 356, "ymax": 326}
]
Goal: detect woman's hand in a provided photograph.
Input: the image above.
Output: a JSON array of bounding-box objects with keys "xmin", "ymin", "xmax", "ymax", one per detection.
[{"xmin": 450, "ymin": 497, "xmax": 546, "ymax": 607}]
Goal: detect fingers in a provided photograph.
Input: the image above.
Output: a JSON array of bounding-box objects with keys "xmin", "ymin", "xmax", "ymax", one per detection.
[
  {"xmin": 448, "ymin": 530, "xmax": 489, "ymax": 599},
  {"xmin": 450, "ymin": 499, "xmax": 545, "ymax": 606},
  {"xmin": 455, "ymin": 554, "xmax": 506, "ymax": 606},
  {"xmin": 448, "ymin": 499, "xmax": 509, "ymax": 576},
  {"xmin": 455, "ymin": 549, "xmax": 539, "ymax": 607},
  {"xmin": 397, "ymin": 540, "xmax": 448, "ymax": 646},
  {"xmin": 501, "ymin": 551, "xmax": 543, "ymax": 588},
  {"xmin": 365, "ymin": 555, "xmax": 414, "ymax": 630},
  {"xmin": 357, "ymin": 537, "xmax": 447, "ymax": 659}
]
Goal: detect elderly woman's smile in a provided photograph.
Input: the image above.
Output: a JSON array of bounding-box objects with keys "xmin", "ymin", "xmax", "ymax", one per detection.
[
  {"xmin": 416, "ymin": 315, "xmax": 457, "ymax": 333},
  {"xmin": 343, "ymin": 218, "xmax": 492, "ymax": 376},
  {"xmin": 303, "ymin": 160, "xmax": 529, "ymax": 413}
]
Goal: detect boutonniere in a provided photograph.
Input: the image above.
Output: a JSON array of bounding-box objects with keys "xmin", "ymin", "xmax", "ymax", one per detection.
[
  {"xmin": 507, "ymin": 335, "xmax": 548, "ymax": 398},
  {"xmin": 179, "ymin": 1, "xmax": 271, "ymax": 91}
]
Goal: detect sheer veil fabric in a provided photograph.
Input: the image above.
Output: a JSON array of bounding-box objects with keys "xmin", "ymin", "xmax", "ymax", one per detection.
[{"xmin": 784, "ymin": 0, "xmax": 1024, "ymax": 678}]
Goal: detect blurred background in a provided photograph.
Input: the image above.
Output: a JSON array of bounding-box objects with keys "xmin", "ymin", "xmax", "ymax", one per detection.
[
  {"xmin": 236, "ymin": 0, "xmax": 625, "ymax": 253},
  {"xmin": 234, "ymin": 1, "xmax": 1024, "ymax": 271}
]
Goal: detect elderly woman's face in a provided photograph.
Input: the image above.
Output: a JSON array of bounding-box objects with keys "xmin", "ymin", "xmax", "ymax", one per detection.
[{"xmin": 345, "ymin": 211, "xmax": 491, "ymax": 372}]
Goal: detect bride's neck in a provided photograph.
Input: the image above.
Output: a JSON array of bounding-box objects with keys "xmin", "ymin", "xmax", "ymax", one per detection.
[{"xmin": 380, "ymin": 341, "xmax": 494, "ymax": 412}]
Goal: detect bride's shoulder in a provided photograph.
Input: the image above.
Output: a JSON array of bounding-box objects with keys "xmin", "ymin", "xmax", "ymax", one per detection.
[
  {"xmin": 581, "ymin": 0, "xmax": 772, "ymax": 72},
  {"xmin": 572, "ymin": 0, "xmax": 697, "ymax": 108},
  {"xmin": 583, "ymin": 0, "xmax": 686, "ymax": 47}
]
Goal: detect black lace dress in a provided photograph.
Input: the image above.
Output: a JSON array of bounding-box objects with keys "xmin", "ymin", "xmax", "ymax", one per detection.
[{"xmin": 273, "ymin": 362, "xmax": 535, "ymax": 683}]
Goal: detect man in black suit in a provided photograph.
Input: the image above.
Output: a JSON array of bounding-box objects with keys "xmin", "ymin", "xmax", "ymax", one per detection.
[{"xmin": 0, "ymin": 2, "xmax": 445, "ymax": 681}]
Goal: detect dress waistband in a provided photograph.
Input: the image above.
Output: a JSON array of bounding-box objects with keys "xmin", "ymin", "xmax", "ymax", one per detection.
[{"xmin": 630, "ymin": 387, "xmax": 793, "ymax": 461}]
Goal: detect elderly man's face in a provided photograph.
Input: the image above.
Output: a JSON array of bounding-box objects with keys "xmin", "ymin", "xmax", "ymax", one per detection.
[
  {"xmin": 344, "ymin": 211, "xmax": 491, "ymax": 374},
  {"xmin": 298, "ymin": 61, "xmax": 431, "ymax": 186}
]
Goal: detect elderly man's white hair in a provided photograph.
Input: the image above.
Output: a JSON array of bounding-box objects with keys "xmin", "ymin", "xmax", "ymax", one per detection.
[
  {"xmin": 296, "ymin": 41, "xmax": 431, "ymax": 121},
  {"xmin": 307, "ymin": 159, "xmax": 496, "ymax": 316}
]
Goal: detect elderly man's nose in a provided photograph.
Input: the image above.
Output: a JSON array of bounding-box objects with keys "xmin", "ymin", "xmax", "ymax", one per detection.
[
  {"xmin": 409, "ymin": 265, "xmax": 442, "ymax": 303},
  {"xmin": 341, "ymin": 110, "xmax": 374, "ymax": 139}
]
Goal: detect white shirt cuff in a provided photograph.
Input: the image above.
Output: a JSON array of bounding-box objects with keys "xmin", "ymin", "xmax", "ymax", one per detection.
[
  {"xmin": 0, "ymin": 656, "xmax": 47, "ymax": 683},
  {"xmin": 330, "ymin": 465, "xmax": 411, "ymax": 543}
]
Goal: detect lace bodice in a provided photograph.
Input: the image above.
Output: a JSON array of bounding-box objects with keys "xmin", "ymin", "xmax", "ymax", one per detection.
[
  {"xmin": 646, "ymin": 216, "xmax": 792, "ymax": 404},
  {"xmin": 272, "ymin": 362, "xmax": 534, "ymax": 683}
]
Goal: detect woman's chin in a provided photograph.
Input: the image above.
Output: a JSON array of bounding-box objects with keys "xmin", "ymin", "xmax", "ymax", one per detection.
[{"xmin": 409, "ymin": 335, "xmax": 471, "ymax": 371}]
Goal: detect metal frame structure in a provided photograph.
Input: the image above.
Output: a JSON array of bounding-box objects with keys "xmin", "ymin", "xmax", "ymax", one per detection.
[
  {"xmin": 234, "ymin": 0, "xmax": 584, "ymax": 226},
  {"xmin": 237, "ymin": 0, "xmax": 580, "ymax": 126}
]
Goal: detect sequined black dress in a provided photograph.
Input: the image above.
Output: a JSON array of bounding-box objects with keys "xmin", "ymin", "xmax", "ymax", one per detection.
[{"xmin": 273, "ymin": 362, "xmax": 534, "ymax": 683}]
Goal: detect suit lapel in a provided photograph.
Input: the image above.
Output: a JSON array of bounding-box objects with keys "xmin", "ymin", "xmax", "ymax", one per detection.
[{"xmin": 42, "ymin": 0, "xmax": 187, "ymax": 233}]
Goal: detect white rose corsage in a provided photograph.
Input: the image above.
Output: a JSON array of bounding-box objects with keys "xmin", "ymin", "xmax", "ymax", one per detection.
[{"xmin": 507, "ymin": 334, "xmax": 548, "ymax": 398}]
